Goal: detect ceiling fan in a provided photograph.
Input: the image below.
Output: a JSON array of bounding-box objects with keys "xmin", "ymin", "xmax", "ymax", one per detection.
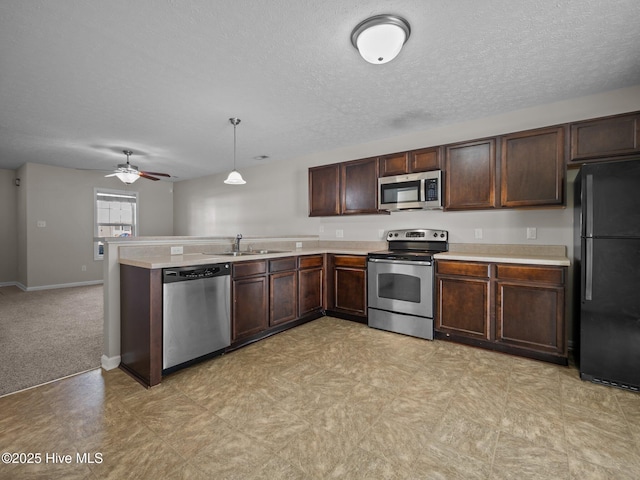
[{"xmin": 105, "ymin": 150, "xmax": 171, "ymax": 184}]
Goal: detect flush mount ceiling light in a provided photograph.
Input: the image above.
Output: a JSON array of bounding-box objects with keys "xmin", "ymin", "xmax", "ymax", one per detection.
[
  {"xmin": 224, "ymin": 117, "xmax": 246, "ymax": 185},
  {"xmin": 351, "ymin": 14, "xmax": 411, "ymax": 64}
]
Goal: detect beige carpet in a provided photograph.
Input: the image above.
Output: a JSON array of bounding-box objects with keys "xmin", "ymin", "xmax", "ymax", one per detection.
[{"xmin": 0, "ymin": 284, "xmax": 103, "ymax": 397}]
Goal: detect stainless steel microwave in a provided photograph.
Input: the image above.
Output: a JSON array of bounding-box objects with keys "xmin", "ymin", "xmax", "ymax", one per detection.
[{"xmin": 378, "ymin": 170, "xmax": 443, "ymax": 211}]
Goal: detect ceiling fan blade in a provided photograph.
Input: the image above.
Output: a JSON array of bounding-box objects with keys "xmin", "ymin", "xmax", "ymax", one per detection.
[
  {"xmin": 139, "ymin": 172, "xmax": 161, "ymax": 181},
  {"xmin": 141, "ymin": 171, "xmax": 171, "ymax": 177},
  {"xmin": 104, "ymin": 173, "xmax": 118, "ymax": 177}
]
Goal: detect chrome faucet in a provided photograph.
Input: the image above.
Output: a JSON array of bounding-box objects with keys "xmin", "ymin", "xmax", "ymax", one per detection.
[{"xmin": 233, "ymin": 233, "xmax": 242, "ymax": 252}]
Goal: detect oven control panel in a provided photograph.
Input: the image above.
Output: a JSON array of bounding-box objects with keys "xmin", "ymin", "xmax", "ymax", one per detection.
[{"xmin": 387, "ymin": 229, "xmax": 448, "ymax": 242}]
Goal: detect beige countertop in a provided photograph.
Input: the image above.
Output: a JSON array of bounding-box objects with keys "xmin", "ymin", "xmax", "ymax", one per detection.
[
  {"xmin": 116, "ymin": 237, "xmax": 570, "ymax": 269},
  {"xmin": 120, "ymin": 247, "xmax": 570, "ymax": 269},
  {"xmin": 434, "ymin": 251, "xmax": 570, "ymax": 266},
  {"xmin": 119, "ymin": 247, "xmax": 373, "ymax": 269}
]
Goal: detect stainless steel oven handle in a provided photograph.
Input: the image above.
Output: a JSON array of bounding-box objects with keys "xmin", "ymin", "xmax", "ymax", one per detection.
[{"xmin": 368, "ymin": 258, "xmax": 432, "ymax": 267}]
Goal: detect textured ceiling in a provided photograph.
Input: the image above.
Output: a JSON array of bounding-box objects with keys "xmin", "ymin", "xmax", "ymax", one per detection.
[{"xmin": 1, "ymin": 0, "xmax": 639, "ymax": 180}]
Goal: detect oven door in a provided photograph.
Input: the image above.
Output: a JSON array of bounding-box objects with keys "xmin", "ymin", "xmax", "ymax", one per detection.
[{"xmin": 367, "ymin": 258, "xmax": 433, "ymax": 318}]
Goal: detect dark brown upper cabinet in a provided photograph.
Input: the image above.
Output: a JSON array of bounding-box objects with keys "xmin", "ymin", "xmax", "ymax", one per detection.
[
  {"xmin": 309, "ymin": 157, "xmax": 381, "ymax": 216},
  {"xmin": 445, "ymin": 138, "xmax": 497, "ymax": 210},
  {"xmin": 570, "ymin": 112, "xmax": 640, "ymax": 164},
  {"xmin": 308, "ymin": 164, "xmax": 340, "ymax": 216},
  {"xmin": 341, "ymin": 157, "xmax": 380, "ymax": 214},
  {"xmin": 500, "ymin": 126, "xmax": 565, "ymax": 208},
  {"xmin": 378, "ymin": 152, "xmax": 409, "ymax": 177},
  {"xmin": 379, "ymin": 147, "xmax": 441, "ymax": 177}
]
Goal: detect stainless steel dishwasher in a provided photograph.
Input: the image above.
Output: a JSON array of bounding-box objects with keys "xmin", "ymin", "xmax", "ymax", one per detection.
[{"xmin": 162, "ymin": 263, "xmax": 231, "ymax": 372}]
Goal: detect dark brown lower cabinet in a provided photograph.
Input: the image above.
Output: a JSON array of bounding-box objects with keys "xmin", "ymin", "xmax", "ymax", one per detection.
[
  {"xmin": 326, "ymin": 254, "xmax": 367, "ymax": 322},
  {"xmin": 232, "ymin": 260, "xmax": 268, "ymax": 342},
  {"xmin": 495, "ymin": 264, "xmax": 565, "ymax": 356},
  {"xmin": 231, "ymin": 255, "xmax": 325, "ymax": 347},
  {"xmin": 119, "ymin": 264, "xmax": 163, "ymax": 387},
  {"xmin": 269, "ymin": 257, "xmax": 298, "ymax": 327},
  {"xmin": 436, "ymin": 260, "xmax": 567, "ymax": 364},
  {"xmin": 437, "ymin": 276, "xmax": 490, "ymax": 340},
  {"xmin": 298, "ymin": 255, "xmax": 324, "ymax": 317}
]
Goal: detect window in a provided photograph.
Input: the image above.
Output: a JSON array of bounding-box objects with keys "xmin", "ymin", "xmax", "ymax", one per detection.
[{"xmin": 94, "ymin": 188, "xmax": 138, "ymax": 260}]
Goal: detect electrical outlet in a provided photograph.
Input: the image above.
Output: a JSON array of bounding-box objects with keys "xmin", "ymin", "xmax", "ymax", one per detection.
[
  {"xmin": 296, "ymin": 242, "xmax": 302, "ymax": 249},
  {"xmin": 474, "ymin": 228, "xmax": 483, "ymax": 240},
  {"xmin": 526, "ymin": 227, "xmax": 537, "ymax": 240},
  {"xmin": 336, "ymin": 229, "xmax": 344, "ymax": 238},
  {"xmin": 319, "ymin": 225, "xmax": 324, "ymax": 233},
  {"xmin": 378, "ymin": 229, "xmax": 385, "ymax": 239},
  {"xmin": 81, "ymin": 265, "xmax": 87, "ymax": 272},
  {"xmin": 37, "ymin": 220, "xmax": 46, "ymax": 228},
  {"xmin": 170, "ymin": 246, "xmax": 184, "ymax": 255}
]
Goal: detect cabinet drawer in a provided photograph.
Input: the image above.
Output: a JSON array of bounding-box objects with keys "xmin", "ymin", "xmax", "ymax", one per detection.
[
  {"xmin": 496, "ymin": 264, "xmax": 564, "ymax": 285},
  {"xmin": 437, "ymin": 260, "xmax": 490, "ymax": 278},
  {"xmin": 269, "ymin": 257, "xmax": 297, "ymax": 273},
  {"xmin": 333, "ymin": 255, "xmax": 366, "ymax": 268},
  {"xmin": 233, "ymin": 260, "xmax": 267, "ymax": 277},
  {"xmin": 298, "ymin": 255, "xmax": 323, "ymax": 269}
]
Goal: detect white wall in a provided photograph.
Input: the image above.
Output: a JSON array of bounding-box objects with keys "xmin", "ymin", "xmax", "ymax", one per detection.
[
  {"xmin": 174, "ymin": 85, "xmax": 640, "ymax": 250},
  {"xmin": 0, "ymin": 169, "xmax": 18, "ymax": 284},
  {"xmin": 17, "ymin": 163, "xmax": 174, "ymax": 289},
  {"xmin": 173, "ymin": 162, "xmax": 316, "ymax": 237}
]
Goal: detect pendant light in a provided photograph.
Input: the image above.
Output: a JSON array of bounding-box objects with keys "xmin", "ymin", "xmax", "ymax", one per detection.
[
  {"xmin": 351, "ymin": 14, "xmax": 411, "ymax": 64},
  {"xmin": 224, "ymin": 117, "xmax": 246, "ymax": 185}
]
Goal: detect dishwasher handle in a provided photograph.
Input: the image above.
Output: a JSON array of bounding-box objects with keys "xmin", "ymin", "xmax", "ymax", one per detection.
[{"xmin": 163, "ymin": 263, "xmax": 230, "ymax": 283}]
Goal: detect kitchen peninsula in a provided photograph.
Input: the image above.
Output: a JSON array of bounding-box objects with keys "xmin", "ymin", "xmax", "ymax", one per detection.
[{"xmin": 103, "ymin": 235, "xmax": 569, "ymax": 387}]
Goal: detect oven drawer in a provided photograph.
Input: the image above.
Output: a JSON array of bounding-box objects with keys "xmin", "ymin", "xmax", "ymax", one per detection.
[{"xmin": 368, "ymin": 308, "xmax": 434, "ymax": 340}]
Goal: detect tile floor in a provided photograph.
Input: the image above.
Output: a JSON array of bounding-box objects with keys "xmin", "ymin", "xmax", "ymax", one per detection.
[{"xmin": 1, "ymin": 317, "xmax": 639, "ymax": 479}]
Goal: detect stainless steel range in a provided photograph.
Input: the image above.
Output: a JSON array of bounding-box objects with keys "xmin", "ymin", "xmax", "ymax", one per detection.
[{"xmin": 367, "ymin": 228, "xmax": 448, "ymax": 340}]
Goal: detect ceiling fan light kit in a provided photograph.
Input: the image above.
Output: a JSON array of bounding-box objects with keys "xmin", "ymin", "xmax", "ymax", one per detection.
[
  {"xmin": 224, "ymin": 117, "xmax": 246, "ymax": 185},
  {"xmin": 351, "ymin": 14, "xmax": 411, "ymax": 64},
  {"xmin": 105, "ymin": 150, "xmax": 170, "ymax": 184}
]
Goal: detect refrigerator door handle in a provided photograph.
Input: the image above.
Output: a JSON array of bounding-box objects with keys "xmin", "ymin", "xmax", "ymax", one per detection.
[
  {"xmin": 585, "ymin": 174, "xmax": 594, "ymax": 237},
  {"xmin": 585, "ymin": 237, "xmax": 593, "ymax": 301}
]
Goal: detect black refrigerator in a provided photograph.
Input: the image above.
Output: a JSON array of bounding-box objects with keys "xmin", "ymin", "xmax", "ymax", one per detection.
[{"xmin": 574, "ymin": 158, "xmax": 640, "ymax": 391}]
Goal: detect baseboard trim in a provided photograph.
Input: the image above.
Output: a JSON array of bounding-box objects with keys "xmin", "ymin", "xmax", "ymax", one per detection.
[
  {"xmin": 101, "ymin": 355, "xmax": 121, "ymax": 371},
  {"xmin": 23, "ymin": 280, "xmax": 104, "ymax": 292},
  {"xmin": 0, "ymin": 281, "xmax": 25, "ymax": 290}
]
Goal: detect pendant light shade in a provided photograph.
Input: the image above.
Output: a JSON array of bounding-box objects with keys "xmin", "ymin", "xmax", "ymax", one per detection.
[
  {"xmin": 224, "ymin": 169, "xmax": 245, "ymax": 185},
  {"xmin": 224, "ymin": 117, "xmax": 246, "ymax": 185},
  {"xmin": 351, "ymin": 14, "xmax": 411, "ymax": 64}
]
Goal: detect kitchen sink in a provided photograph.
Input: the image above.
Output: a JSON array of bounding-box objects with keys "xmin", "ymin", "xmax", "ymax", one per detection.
[
  {"xmin": 214, "ymin": 251, "xmax": 259, "ymax": 257},
  {"xmin": 205, "ymin": 250, "xmax": 290, "ymax": 257}
]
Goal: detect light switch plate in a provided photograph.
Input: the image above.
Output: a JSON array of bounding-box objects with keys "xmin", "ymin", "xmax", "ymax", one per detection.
[
  {"xmin": 336, "ymin": 229, "xmax": 344, "ymax": 238},
  {"xmin": 474, "ymin": 228, "xmax": 483, "ymax": 239}
]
